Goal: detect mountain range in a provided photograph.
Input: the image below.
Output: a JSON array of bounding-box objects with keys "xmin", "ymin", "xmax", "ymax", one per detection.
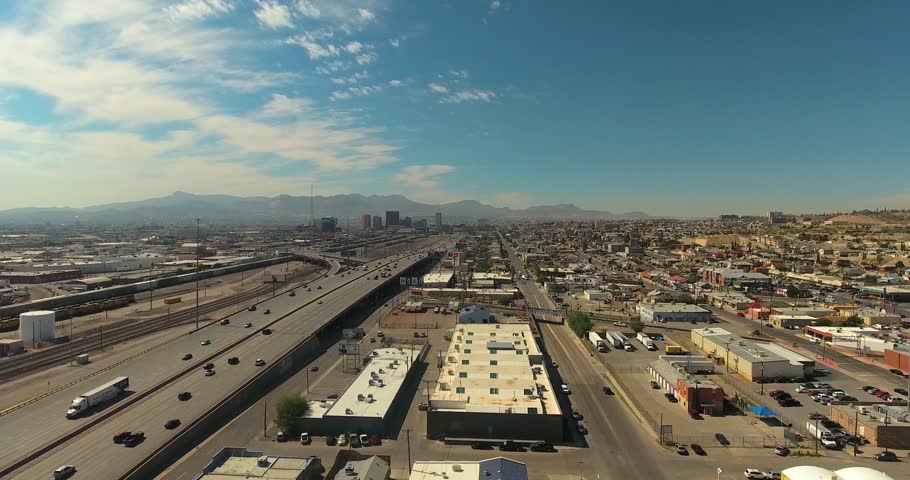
[{"xmin": 0, "ymin": 192, "xmax": 647, "ymax": 225}]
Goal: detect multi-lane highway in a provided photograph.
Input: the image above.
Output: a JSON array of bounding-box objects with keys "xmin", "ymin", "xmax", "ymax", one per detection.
[{"xmin": 3, "ymin": 239, "xmax": 453, "ymax": 480}]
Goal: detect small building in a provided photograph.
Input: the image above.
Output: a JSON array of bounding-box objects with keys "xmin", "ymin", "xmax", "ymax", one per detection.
[
  {"xmin": 829, "ymin": 403, "xmax": 910, "ymax": 449},
  {"xmin": 0, "ymin": 338, "xmax": 24, "ymax": 356},
  {"xmin": 769, "ymin": 315, "xmax": 816, "ymax": 330},
  {"xmin": 704, "ymin": 292, "xmax": 754, "ymax": 311},
  {"xmin": 193, "ymin": 448, "xmax": 322, "ymax": 480},
  {"xmin": 61, "ymin": 276, "xmax": 114, "ymax": 292},
  {"xmin": 458, "ymin": 305, "xmax": 492, "ymax": 324},
  {"xmin": 803, "ymin": 326, "xmax": 894, "ymax": 353},
  {"xmin": 331, "ymin": 456, "xmax": 389, "ymax": 480},
  {"xmin": 849, "ymin": 307, "xmax": 902, "ymax": 327},
  {"xmin": 583, "ymin": 289, "xmax": 609, "ymax": 301},
  {"xmin": 883, "ymin": 345, "xmax": 909, "ymax": 375},
  {"xmin": 770, "ymin": 306, "xmax": 835, "ymax": 318},
  {"xmin": 647, "ymin": 359, "xmax": 724, "ymax": 416},
  {"xmin": 409, "ymin": 458, "xmax": 527, "ymax": 480},
  {"xmin": 637, "ymin": 303, "xmax": 712, "ymax": 323},
  {"xmin": 422, "ymin": 271, "xmax": 455, "ymax": 288}
]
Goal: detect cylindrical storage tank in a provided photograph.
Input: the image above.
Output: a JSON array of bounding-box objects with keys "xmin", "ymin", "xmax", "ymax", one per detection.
[{"xmin": 19, "ymin": 310, "xmax": 56, "ymax": 348}]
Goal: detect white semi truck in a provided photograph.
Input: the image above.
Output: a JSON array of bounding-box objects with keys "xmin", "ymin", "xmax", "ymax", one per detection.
[
  {"xmin": 636, "ymin": 332, "xmax": 657, "ymax": 351},
  {"xmin": 613, "ymin": 332, "xmax": 633, "ymax": 351},
  {"xmin": 587, "ymin": 332, "xmax": 607, "ymax": 352},
  {"xmin": 606, "ymin": 332, "xmax": 624, "ymax": 348},
  {"xmin": 66, "ymin": 376, "xmax": 129, "ymax": 419}
]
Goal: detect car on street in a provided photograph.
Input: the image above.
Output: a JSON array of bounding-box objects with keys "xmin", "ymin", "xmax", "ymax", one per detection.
[
  {"xmin": 715, "ymin": 433, "xmax": 730, "ymax": 446},
  {"xmin": 551, "ymin": 361, "xmax": 558, "ymax": 368},
  {"xmin": 200, "ymin": 339, "xmax": 211, "ymax": 346},
  {"xmin": 264, "ymin": 309, "xmax": 270, "ymax": 314},
  {"xmin": 244, "ymin": 322, "xmax": 252, "ymax": 328},
  {"xmin": 262, "ymin": 328, "xmax": 272, "ymax": 335},
  {"xmin": 289, "ymin": 291, "xmax": 296, "ymax": 297},
  {"xmin": 561, "ymin": 384, "xmax": 571, "ymax": 394},
  {"xmin": 665, "ymin": 393, "xmax": 678, "ymax": 403},
  {"xmin": 577, "ymin": 424, "xmax": 588, "ymax": 435},
  {"xmin": 227, "ymin": 357, "xmax": 239, "ymax": 365},
  {"xmin": 603, "ymin": 386, "xmax": 613, "ymax": 395},
  {"xmin": 204, "ymin": 369, "xmax": 215, "ymax": 376},
  {"xmin": 123, "ymin": 432, "xmax": 145, "ymax": 447},
  {"xmin": 530, "ymin": 441, "xmax": 556, "ymax": 452},
  {"xmin": 53, "ymin": 465, "xmax": 76, "ymax": 479},
  {"xmin": 572, "ymin": 410, "xmax": 583, "ymax": 420},
  {"xmin": 181, "ymin": 353, "xmax": 193, "ymax": 361},
  {"xmin": 310, "ymin": 365, "xmax": 319, "ymax": 372},
  {"xmin": 650, "ymin": 380, "xmax": 660, "ymax": 389},
  {"xmin": 178, "ymin": 391, "xmax": 192, "ymax": 401},
  {"xmin": 255, "ymin": 359, "xmax": 265, "ymax": 366},
  {"xmin": 317, "ymin": 300, "xmax": 323, "ymax": 304},
  {"xmin": 300, "ymin": 433, "xmax": 310, "ymax": 444},
  {"xmin": 220, "ymin": 318, "xmax": 230, "ymax": 325},
  {"xmin": 774, "ymin": 446, "xmax": 790, "ymax": 456},
  {"xmin": 325, "ymin": 435, "xmax": 337, "ymax": 446},
  {"xmin": 691, "ymin": 443, "xmax": 706, "ymax": 455},
  {"xmin": 317, "ymin": 285, "xmax": 322, "ymax": 289},
  {"xmin": 113, "ymin": 431, "xmax": 131, "ymax": 444},
  {"xmin": 890, "ymin": 369, "xmax": 905, "ymax": 376},
  {"xmin": 203, "ymin": 362, "xmax": 215, "ymax": 370},
  {"xmin": 744, "ymin": 469, "xmax": 768, "ymax": 479},
  {"xmin": 471, "ymin": 442, "xmax": 493, "ymax": 450},
  {"xmin": 675, "ymin": 445, "xmax": 688, "ymax": 455},
  {"xmin": 808, "ymin": 413, "xmax": 826, "ymax": 420},
  {"xmin": 248, "ymin": 305, "xmax": 257, "ymax": 311},
  {"xmin": 873, "ymin": 451, "xmax": 898, "ymax": 462},
  {"xmin": 164, "ymin": 419, "xmax": 180, "ymax": 430},
  {"xmin": 500, "ymin": 441, "xmax": 523, "ymax": 452}
]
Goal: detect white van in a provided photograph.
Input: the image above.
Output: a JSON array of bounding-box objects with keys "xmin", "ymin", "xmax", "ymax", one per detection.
[{"xmin": 561, "ymin": 384, "xmax": 571, "ymax": 394}]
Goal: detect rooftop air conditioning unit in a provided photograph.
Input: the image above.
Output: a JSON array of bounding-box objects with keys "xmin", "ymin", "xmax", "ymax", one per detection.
[
  {"xmin": 453, "ymin": 465, "xmax": 463, "ymax": 472},
  {"xmin": 346, "ymin": 464, "xmax": 355, "ymax": 473},
  {"xmin": 379, "ymin": 369, "xmax": 385, "ymax": 374},
  {"xmin": 377, "ymin": 380, "xmax": 385, "ymax": 387},
  {"xmin": 345, "ymin": 408, "xmax": 353, "ymax": 415},
  {"xmin": 357, "ymin": 394, "xmax": 365, "ymax": 401}
]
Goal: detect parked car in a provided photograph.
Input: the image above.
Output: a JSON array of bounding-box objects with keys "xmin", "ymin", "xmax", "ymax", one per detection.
[
  {"xmin": 325, "ymin": 435, "xmax": 337, "ymax": 446},
  {"xmin": 577, "ymin": 424, "xmax": 588, "ymax": 435},
  {"xmin": 300, "ymin": 433, "xmax": 310, "ymax": 444},
  {"xmin": 164, "ymin": 419, "xmax": 181, "ymax": 430},
  {"xmin": 113, "ymin": 431, "xmax": 131, "ymax": 444},
  {"xmin": 778, "ymin": 398, "xmax": 801, "ymax": 407},
  {"xmin": 276, "ymin": 431, "xmax": 287, "ymax": 442},
  {"xmin": 873, "ymin": 451, "xmax": 898, "ymax": 462},
  {"xmin": 369, "ymin": 434, "xmax": 381, "ymax": 446},
  {"xmin": 572, "ymin": 411, "xmax": 583, "ymax": 420},
  {"xmin": 561, "ymin": 384, "xmax": 571, "ymax": 394},
  {"xmin": 350, "ymin": 433, "xmax": 361, "ymax": 448},
  {"xmin": 500, "ymin": 441, "xmax": 523, "ymax": 452},
  {"xmin": 691, "ymin": 443, "xmax": 706, "ymax": 455},
  {"xmin": 808, "ymin": 413, "xmax": 826, "ymax": 420},
  {"xmin": 665, "ymin": 393, "xmax": 678, "ymax": 403},
  {"xmin": 530, "ymin": 441, "xmax": 556, "ymax": 452},
  {"xmin": 889, "ymin": 369, "xmax": 905, "ymax": 376},
  {"xmin": 774, "ymin": 445, "xmax": 790, "ymax": 456},
  {"xmin": 471, "ymin": 441, "xmax": 493, "ymax": 450},
  {"xmin": 337, "ymin": 434, "xmax": 348, "ymax": 446},
  {"xmin": 895, "ymin": 388, "xmax": 909, "ymax": 396},
  {"xmin": 650, "ymin": 380, "xmax": 660, "ymax": 389},
  {"xmin": 744, "ymin": 469, "xmax": 768, "ymax": 479},
  {"xmin": 359, "ymin": 434, "xmax": 370, "ymax": 447},
  {"xmin": 675, "ymin": 444, "xmax": 689, "ymax": 455},
  {"xmin": 715, "ymin": 433, "xmax": 730, "ymax": 446}
]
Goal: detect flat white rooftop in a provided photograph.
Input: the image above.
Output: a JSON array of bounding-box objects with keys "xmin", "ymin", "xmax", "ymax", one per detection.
[
  {"xmin": 410, "ymin": 458, "xmax": 527, "ymax": 480},
  {"xmin": 323, "ymin": 347, "xmax": 420, "ymax": 419},
  {"xmin": 196, "ymin": 450, "xmax": 318, "ymax": 480},
  {"xmin": 431, "ymin": 323, "xmax": 560, "ymax": 415}
]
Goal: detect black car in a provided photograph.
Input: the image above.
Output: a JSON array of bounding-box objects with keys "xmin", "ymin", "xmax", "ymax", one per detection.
[
  {"xmin": 471, "ymin": 442, "xmax": 493, "ymax": 450},
  {"xmin": 264, "ymin": 309, "xmax": 270, "ymax": 314},
  {"xmin": 715, "ymin": 433, "xmax": 730, "ymax": 446},
  {"xmin": 665, "ymin": 393, "xmax": 678, "ymax": 403},
  {"xmin": 325, "ymin": 435, "xmax": 337, "ymax": 446},
  {"xmin": 603, "ymin": 386, "xmax": 613, "ymax": 395},
  {"xmin": 123, "ymin": 432, "xmax": 145, "ymax": 447},
  {"xmin": 500, "ymin": 441, "xmax": 523, "ymax": 452},
  {"xmin": 177, "ymin": 391, "xmax": 192, "ymax": 401},
  {"xmin": 691, "ymin": 443, "xmax": 706, "ymax": 456},
  {"xmin": 181, "ymin": 353, "xmax": 193, "ymax": 361},
  {"xmin": 262, "ymin": 328, "xmax": 272, "ymax": 335},
  {"xmin": 227, "ymin": 357, "xmax": 239, "ymax": 365},
  {"xmin": 530, "ymin": 442, "xmax": 556, "ymax": 452},
  {"xmin": 896, "ymin": 388, "xmax": 909, "ymax": 396},
  {"xmin": 289, "ymin": 291, "xmax": 296, "ymax": 297},
  {"xmin": 873, "ymin": 451, "xmax": 898, "ymax": 462},
  {"xmin": 164, "ymin": 419, "xmax": 181, "ymax": 430},
  {"xmin": 779, "ymin": 399, "xmax": 801, "ymax": 407},
  {"xmin": 889, "ymin": 369, "xmax": 905, "ymax": 376},
  {"xmin": 203, "ymin": 363, "xmax": 215, "ymax": 370},
  {"xmin": 248, "ymin": 305, "xmax": 257, "ymax": 311}
]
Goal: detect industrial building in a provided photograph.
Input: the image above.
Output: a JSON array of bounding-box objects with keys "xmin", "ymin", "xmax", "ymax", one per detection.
[
  {"xmin": 422, "ymin": 271, "xmax": 454, "ymax": 288},
  {"xmin": 884, "ymin": 345, "xmax": 909, "ymax": 374},
  {"xmin": 781, "ymin": 466, "xmax": 894, "ymax": 480},
  {"xmin": 803, "ymin": 326, "xmax": 896, "ymax": 354},
  {"xmin": 193, "ymin": 448, "xmax": 322, "ymax": 480},
  {"xmin": 412, "ymin": 288, "xmax": 520, "ymax": 301},
  {"xmin": 457, "ymin": 305, "xmax": 492, "ymax": 324},
  {"xmin": 300, "ymin": 347, "xmax": 423, "ymax": 435},
  {"xmin": 769, "ymin": 314, "xmax": 816, "ymax": 329},
  {"xmin": 427, "ymin": 323, "xmax": 562, "ymax": 441},
  {"xmin": 60, "ymin": 276, "xmax": 114, "ymax": 292},
  {"xmin": 329, "ymin": 455, "xmax": 389, "ymax": 480},
  {"xmin": 647, "ymin": 359, "xmax": 724, "ymax": 416},
  {"xmin": 0, "ymin": 270, "xmax": 81, "ymax": 284},
  {"xmin": 18, "ymin": 310, "xmax": 56, "ymax": 348},
  {"xmin": 690, "ymin": 328, "xmax": 815, "ymax": 381},
  {"xmin": 637, "ymin": 303, "xmax": 712, "ymax": 323},
  {"xmin": 829, "ymin": 403, "xmax": 910, "ymax": 449},
  {"xmin": 583, "ymin": 289, "xmax": 609, "ymax": 301},
  {"xmin": 409, "ymin": 458, "xmax": 527, "ymax": 480}
]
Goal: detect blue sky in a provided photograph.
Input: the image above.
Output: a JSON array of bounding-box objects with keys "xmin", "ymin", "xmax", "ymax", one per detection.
[{"xmin": 1, "ymin": 1, "xmax": 909, "ymax": 216}]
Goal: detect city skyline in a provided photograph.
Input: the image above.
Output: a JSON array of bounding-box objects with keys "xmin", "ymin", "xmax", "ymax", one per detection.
[{"xmin": 1, "ymin": 1, "xmax": 909, "ymax": 215}]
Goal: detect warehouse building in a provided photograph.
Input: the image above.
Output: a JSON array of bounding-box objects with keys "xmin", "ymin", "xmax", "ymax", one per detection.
[
  {"xmin": 427, "ymin": 323, "xmax": 563, "ymax": 441},
  {"xmin": 422, "ymin": 271, "xmax": 455, "ymax": 288},
  {"xmin": 884, "ymin": 345, "xmax": 909, "ymax": 375},
  {"xmin": 803, "ymin": 326, "xmax": 894, "ymax": 354},
  {"xmin": 769, "ymin": 314, "xmax": 816, "ymax": 330},
  {"xmin": 829, "ymin": 403, "xmax": 910, "ymax": 449},
  {"xmin": 648, "ymin": 359, "xmax": 724, "ymax": 416},
  {"xmin": 60, "ymin": 276, "xmax": 114, "ymax": 292},
  {"xmin": 690, "ymin": 328, "xmax": 815, "ymax": 381},
  {"xmin": 194, "ymin": 448, "xmax": 322, "ymax": 480},
  {"xmin": 637, "ymin": 303, "xmax": 712, "ymax": 323},
  {"xmin": 409, "ymin": 458, "xmax": 527, "ymax": 480}
]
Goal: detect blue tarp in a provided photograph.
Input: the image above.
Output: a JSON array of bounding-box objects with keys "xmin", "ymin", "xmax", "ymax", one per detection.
[{"xmin": 749, "ymin": 406, "xmax": 779, "ymax": 417}]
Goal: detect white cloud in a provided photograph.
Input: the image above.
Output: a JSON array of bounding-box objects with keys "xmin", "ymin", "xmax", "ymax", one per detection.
[
  {"xmin": 330, "ymin": 71, "xmax": 369, "ymax": 85},
  {"xmin": 348, "ymin": 85, "xmax": 383, "ymax": 97},
  {"xmin": 357, "ymin": 8, "xmax": 376, "ymax": 23},
  {"xmin": 388, "ymin": 79, "xmax": 403, "ymax": 87},
  {"xmin": 259, "ymin": 93, "xmax": 312, "ymax": 117},
  {"xmin": 389, "ymin": 38, "xmax": 400, "ymax": 47},
  {"xmin": 166, "ymin": 0, "xmax": 235, "ymax": 21},
  {"xmin": 355, "ymin": 52, "xmax": 378, "ymax": 65},
  {"xmin": 344, "ymin": 41, "xmax": 364, "ymax": 54},
  {"xmin": 491, "ymin": 1, "xmax": 502, "ymax": 9},
  {"xmin": 329, "ymin": 90, "xmax": 353, "ymax": 101},
  {"xmin": 449, "ymin": 69, "xmax": 469, "ymax": 79},
  {"xmin": 254, "ymin": 0, "xmax": 294, "ymax": 29},
  {"xmin": 428, "ymin": 83, "xmax": 449, "ymax": 94},
  {"xmin": 394, "ymin": 164, "xmax": 456, "ymax": 189},
  {"xmin": 442, "ymin": 89, "xmax": 496, "ymax": 103},
  {"xmin": 295, "ymin": 0, "xmax": 321, "ymax": 18},
  {"xmin": 286, "ymin": 36, "xmax": 340, "ymax": 59}
]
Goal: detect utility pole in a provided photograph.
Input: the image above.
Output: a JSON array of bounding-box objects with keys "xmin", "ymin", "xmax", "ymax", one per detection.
[
  {"xmin": 760, "ymin": 362, "xmax": 765, "ymax": 395},
  {"xmin": 195, "ymin": 218, "xmax": 200, "ymax": 329},
  {"xmin": 814, "ymin": 417, "xmax": 819, "ymax": 455},
  {"xmin": 263, "ymin": 400, "xmax": 267, "ymax": 437},
  {"xmin": 148, "ymin": 264, "xmax": 154, "ymax": 311},
  {"xmin": 852, "ymin": 409, "xmax": 858, "ymax": 456},
  {"xmin": 405, "ymin": 428, "xmax": 412, "ymax": 472}
]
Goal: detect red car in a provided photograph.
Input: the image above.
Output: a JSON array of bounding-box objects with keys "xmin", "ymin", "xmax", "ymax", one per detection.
[
  {"xmin": 113, "ymin": 432, "xmax": 131, "ymax": 444},
  {"xmin": 736, "ymin": 312, "xmax": 745, "ymax": 317},
  {"xmin": 369, "ymin": 434, "xmax": 381, "ymax": 445},
  {"xmin": 876, "ymin": 391, "xmax": 890, "ymax": 398}
]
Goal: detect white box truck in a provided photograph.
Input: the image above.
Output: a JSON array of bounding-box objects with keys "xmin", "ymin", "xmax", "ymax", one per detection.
[
  {"xmin": 588, "ymin": 332, "xmax": 607, "ymax": 352},
  {"xmin": 636, "ymin": 332, "xmax": 657, "ymax": 351},
  {"xmin": 66, "ymin": 376, "xmax": 129, "ymax": 419}
]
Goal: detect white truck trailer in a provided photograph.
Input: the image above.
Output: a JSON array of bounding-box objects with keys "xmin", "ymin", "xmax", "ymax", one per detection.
[
  {"xmin": 613, "ymin": 332, "xmax": 633, "ymax": 351},
  {"xmin": 606, "ymin": 332, "xmax": 624, "ymax": 348},
  {"xmin": 66, "ymin": 376, "xmax": 129, "ymax": 418},
  {"xmin": 587, "ymin": 332, "xmax": 607, "ymax": 352},
  {"xmin": 636, "ymin": 332, "xmax": 657, "ymax": 351}
]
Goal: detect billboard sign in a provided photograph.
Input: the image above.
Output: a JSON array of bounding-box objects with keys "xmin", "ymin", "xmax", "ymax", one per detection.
[
  {"xmin": 400, "ymin": 277, "xmax": 408, "ymax": 286},
  {"xmin": 339, "ymin": 343, "xmax": 360, "ymax": 355},
  {"xmin": 453, "ymin": 252, "xmax": 461, "ymax": 267}
]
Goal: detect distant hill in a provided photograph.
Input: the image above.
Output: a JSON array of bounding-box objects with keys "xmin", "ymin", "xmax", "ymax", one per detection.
[{"xmin": 0, "ymin": 192, "xmax": 648, "ymax": 225}]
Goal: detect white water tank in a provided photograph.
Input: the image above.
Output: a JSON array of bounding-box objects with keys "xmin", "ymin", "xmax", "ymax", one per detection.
[{"xmin": 19, "ymin": 310, "xmax": 56, "ymax": 348}]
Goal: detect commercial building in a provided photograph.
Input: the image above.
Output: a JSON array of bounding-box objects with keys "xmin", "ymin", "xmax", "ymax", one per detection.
[
  {"xmin": 769, "ymin": 314, "xmax": 816, "ymax": 330},
  {"xmin": 409, "ymin": 458, "xmax": 527, "ymax": 480},
  {"xmin": 372, "ymin": 216, "xmax": 383, "ymax": 231},
  {"xmin": 457, "ymin": 305, "xmax": 492, "ymax": 324},
  {"xmin": 385, "ymin": 211, "xmax": 399, "ymax": 228},
  {"xmin": 648, "ymin": 359, "xmax": 724, "ymax": 416},
  {"xmin": 690, "ymin": 328, "xmax": 815, "ymax": 381},
  {"xmin": 361, "ymin": 214, "xmax": 372, "ymax": 231},
  {"xmin": 884, "ymin": 345, "xmax": 909, "ymax": 374},
  {"xmin": 829, "ymin": 403, "xmax": 910, "ymax": 449},
  {"xmin": 701, "ymin": 266, "xmax": 771, "ymax": 288},
  {"xmin": 193, "ymin": 448, "xmax": 322, "ymax": 480},
  {"xmin": 422, "ymin": 271, "xmax": 454, "ymax": 288},
  {"xmin": 60, "ymin": 276, "xmax": 114, "ymax": 292},
  {"xmin": 637, "ymin": 303, "xmax": 712, "ymax": 323},
  {"xmin": 781, "ymin": 466, "xmax": 894, "ymax": 480},
  {"xmin": 330, "ymin": 455, "xmax": 389, "ymax": 480},
  {"xmin": 803, "ymin": 326, "xmax": 895, "ymax": 353},
  {"xmin": 300, "ymin": 347, "xmax": 423, "ymax": 435},
  {"xmin": 770, "ymin": 306, "xmax": 835, "ymax": 318},
  {"xmin": 321, "ymin": 217, "xmax": 338, "ymax": 234},
  {"xmin": 583, "ymin": 289, "xmax": 609, "ymax": 301},
  {"xmin": 435, "ymin": 212, "xmax": 443, "ymax": 229},
  {"xmin": 847, "ymin": 307, "xmax": 902, "ymax": 327},
  {"xmin": 428, "ymin": 323, "xmax": 563, "ymax": 441}
]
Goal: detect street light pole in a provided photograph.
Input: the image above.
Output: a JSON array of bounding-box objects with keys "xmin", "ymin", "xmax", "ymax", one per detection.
[{"xmin": 195, "ymin": 218, "xmax": 200, "ymax": 329}]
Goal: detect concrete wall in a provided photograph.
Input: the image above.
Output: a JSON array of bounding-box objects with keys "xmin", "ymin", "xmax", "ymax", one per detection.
[{"xmin": 426, "ymin": 410, "xmax": 563, "ymax": 442}]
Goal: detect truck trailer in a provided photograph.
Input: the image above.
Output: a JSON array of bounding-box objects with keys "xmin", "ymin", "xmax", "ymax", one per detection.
[
  {"xmin": 587, "ymin": 332, "xmax": 607, "ymax": 352},
  {"xmin": 612, "ymin": 332, "xmax": 633, "ymax": 351},
  {"xmin": 636, "ymin": 332, "xmax": 657, "ymax": 351},
  {"xmin": 66, "ymin": 376, "xmax": 129, "ymax": 418},
  {"xmin": 606, "ymin": 332, "xmax": 624, "ymax": 348}
]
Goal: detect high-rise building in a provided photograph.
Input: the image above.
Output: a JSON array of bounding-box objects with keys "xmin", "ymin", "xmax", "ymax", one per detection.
[
  {"xmin": 320, "ymin": 217, "xmax": 337, "ymax": 233},
  {"xmin": 385, "ymin": 210, "xmax": 399, "ymax": 227},
  {"xmin": 414, "ymin": 219, "xmax": 427, "ymax": 232},
  {"xmin": 372, "ymin": 215, "xmax": 383, "ymax": 230},
  {"xmin": 361, "ymin": 214, "xmax": 371, "ymax": 231},
  {"xmin": 401, "ymin": 216, "xmax": 412, "ymax": 227},
  {"xmin": 435, "ymin": 212, "xmax": 443, "ymax": 228}
]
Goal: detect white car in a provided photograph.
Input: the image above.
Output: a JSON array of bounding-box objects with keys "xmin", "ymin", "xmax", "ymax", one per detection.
[
  {"xmin": 255, "ymin": 359, "xmax": 266, "ymax": 366},
  {"xmin": 200, "ymin": 339, "xmax": 211, "ymax": 346},
  {"xmin": 204, "ymin": 369, "xmax": 216, "ymax": 376},
  {"xmin": 53, "ymin": 465, "xmax": 76, "ymax": 479},
  {"xmin": 561, "ymin": 384, "xmax": 571, "ymax": 394},
  {"xmin": 744, "ymin": 469, "xmax": 768, "ymax": 479}
]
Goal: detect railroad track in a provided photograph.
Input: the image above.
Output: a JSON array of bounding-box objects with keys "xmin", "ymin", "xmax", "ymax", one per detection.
[{"xmin": 0, "ymin": 267, "xmax": 320, "ymax": 382}]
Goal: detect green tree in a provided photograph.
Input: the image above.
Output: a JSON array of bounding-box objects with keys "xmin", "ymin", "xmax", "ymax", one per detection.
[
  {"xmin": 814, "ymin": 318, "xmax": 833, "ymax": 327},
  {"xmin": 863, "ymin": 274, "xmax": 878, "ymax": 284},
  {"xmin": 895, "ymin": 261, "xmax": 906, "ymax": 270},
  {"xmin": 274, "ymin": 393, "xmax": 310, "ymax": 434},
  {"xmin": 567, "ymin": 312, "xmax": 593, "ymax": 338},
  {"xmin": 786, "ymin": 286, "xmax": 800, "ymax": 298},
  {"xmin": 674, "ymin": 293, "xmax": 695, "ymax": 304},
  {"xmin": 844, "ymin": 314, "xmax": 864, "ymax": 327},
  {"xmin": 630, "ymin": 319, "xmax": 645, "ymax": 334}
]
